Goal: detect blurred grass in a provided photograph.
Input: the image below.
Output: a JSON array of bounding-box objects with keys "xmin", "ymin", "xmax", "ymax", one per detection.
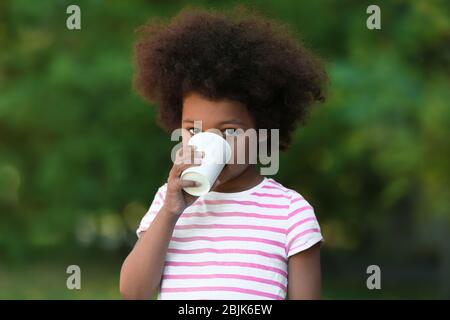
[
  {"xmin": 0, "ymin": 252, "xmax": 437, "ymax": 299},
  {"xmin": 0, "ymin": 251, "xmax": 123, "ymax": 299}
]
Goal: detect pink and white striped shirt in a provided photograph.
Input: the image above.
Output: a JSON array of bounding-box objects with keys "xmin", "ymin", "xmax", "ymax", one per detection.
[{"xmin": 136, "ymin": 177, "xmax": 323, "ymax": 300}]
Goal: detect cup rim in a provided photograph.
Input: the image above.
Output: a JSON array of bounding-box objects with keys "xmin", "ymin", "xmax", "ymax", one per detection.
[{"xmin": 187, "ymin": 131, "xmax": 232, "ymax": 163}]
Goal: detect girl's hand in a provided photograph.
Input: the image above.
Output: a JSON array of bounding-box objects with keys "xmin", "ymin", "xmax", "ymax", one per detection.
[{"xmin": 163, "ymin": 145, "xmax": 204, "ymax": 216}]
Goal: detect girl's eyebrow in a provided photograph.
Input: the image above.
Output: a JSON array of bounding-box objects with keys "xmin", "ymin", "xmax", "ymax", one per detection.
[{"xmin": 182, "ymin": 119, "xmax": 244, "ymax": 126}]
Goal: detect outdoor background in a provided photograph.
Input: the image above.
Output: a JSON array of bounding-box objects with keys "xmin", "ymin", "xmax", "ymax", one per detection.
[{"xmin": 1, "ymin": 0, "xmax": 449, "ymax": 299}]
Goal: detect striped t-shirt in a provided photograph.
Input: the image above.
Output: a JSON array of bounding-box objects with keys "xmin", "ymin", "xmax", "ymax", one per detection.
[{"xmin": 136, "ymin": 177, "xmax": 323, "ymax": 300}]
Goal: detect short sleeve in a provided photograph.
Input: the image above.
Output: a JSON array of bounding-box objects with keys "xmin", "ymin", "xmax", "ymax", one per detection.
[
  {"xmin": 136, "ymin": 183, "xmax": 167, "ymax": 238},
  {"xmin": 285, "ymin": 190, "xmax": 323, "ymax": 258}
]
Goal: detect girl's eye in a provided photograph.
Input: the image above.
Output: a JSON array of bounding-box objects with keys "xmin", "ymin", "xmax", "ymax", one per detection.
[
  {"xmin": 223, "ymin": 128, "xmax": 239, "ymax": 136},
  {"xmin": 188, "ymin": 127, "xmax": 202, "ymax": 135}
]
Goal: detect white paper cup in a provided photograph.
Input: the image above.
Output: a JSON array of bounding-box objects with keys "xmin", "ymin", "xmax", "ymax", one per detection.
[{"xmin": 180, "ymin": 132, "xmax": 232, "ymax": 196}]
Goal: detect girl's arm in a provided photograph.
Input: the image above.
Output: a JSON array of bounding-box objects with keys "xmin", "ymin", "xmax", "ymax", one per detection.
[
  {"xmin": 120, "ymin": 145, "xmax": 203, "ymax": 299},
  {"xmin": 119, "ymin": 205, "xmax": 178, "ymax": 299},
  {"xmin": 287, "ymin": 243, "xmax": 321, "ymax": 299}
]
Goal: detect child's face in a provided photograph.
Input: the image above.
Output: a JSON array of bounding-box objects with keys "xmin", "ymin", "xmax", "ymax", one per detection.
[{"xmin": 181, "ymin": 92, "xmax": 257, "ymax": 186}]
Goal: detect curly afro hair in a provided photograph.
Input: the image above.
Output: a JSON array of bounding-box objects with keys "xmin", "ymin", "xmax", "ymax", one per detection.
[{"xmin": 134, "ymin": 6, "xmax": 327, "ymax": 151}]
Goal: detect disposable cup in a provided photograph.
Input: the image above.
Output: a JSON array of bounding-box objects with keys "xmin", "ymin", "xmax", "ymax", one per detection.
[{"xmin": 180, "ymin": 132, "xmax": 232, "ymax": 196}]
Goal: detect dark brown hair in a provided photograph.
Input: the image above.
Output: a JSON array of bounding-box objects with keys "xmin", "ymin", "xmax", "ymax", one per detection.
[{"xmin": 134, "ymin": 6, "xmax": 327, "ymax": 150}]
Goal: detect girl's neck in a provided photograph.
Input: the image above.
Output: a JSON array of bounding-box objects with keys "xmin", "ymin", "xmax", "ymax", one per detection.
[{"xmin": 213, "ymin": 165, "xmax": 263, "ymax": 193}]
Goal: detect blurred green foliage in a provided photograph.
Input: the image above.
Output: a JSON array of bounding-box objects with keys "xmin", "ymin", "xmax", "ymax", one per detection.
[{"xmin": 0, "ymin": 0, "xmax": 449, "ymax": 298}]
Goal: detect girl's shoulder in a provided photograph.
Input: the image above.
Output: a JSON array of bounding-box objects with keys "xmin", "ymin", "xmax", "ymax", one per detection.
[
  {"xmin": 262, "ymin": 178, "xmax": 317, "ymax": 219},
  {"xmin": 262, "ymin": 177, "xmax": 309, "ymax": 203}
]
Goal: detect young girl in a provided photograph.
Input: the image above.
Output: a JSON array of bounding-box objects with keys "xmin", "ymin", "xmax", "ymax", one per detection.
[{"xmin": 120, "ymin": 7, "xmax": 327, "ymax": 300}]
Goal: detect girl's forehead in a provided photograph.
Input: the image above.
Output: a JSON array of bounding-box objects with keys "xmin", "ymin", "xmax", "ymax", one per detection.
[{"xmin": 182, "ymin": 92, "xmax": 255, "ymax": 127}]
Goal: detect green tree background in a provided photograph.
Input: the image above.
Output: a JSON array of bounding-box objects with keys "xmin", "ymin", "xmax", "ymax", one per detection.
[{"xmin": 0, "ymin": 0, "xmax": 449, "ymax": 299}]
